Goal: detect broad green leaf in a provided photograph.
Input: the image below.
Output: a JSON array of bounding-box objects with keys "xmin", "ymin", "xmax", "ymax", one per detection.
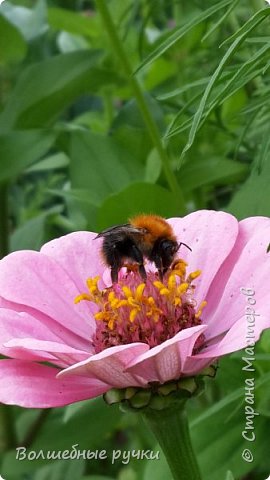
[
  {"xmin": 33, "ymin": 398, "xmax": 122, "ymax": 452},
  {"xmin": 0, "ymin": 130, "xmax": 56, "ymax": 182},
  {"xmin": 0, "ymin": 0, "xmax": 48, "ymax": 41},
  {"xmin": 228, "ymin": 164, "xmax": 270, "ymax": 219},
  {"xmin": 229, "ymin": 120, "xmax": 270, "ymax": 218},
  {"xmin": 0, "ymin": 14, "xmax": 27, "ymax": 64},
  {"xmin": 48, "ymin": 187, "xmax": 100, "ymax": 208},
  {"xmin": 97, "ymin": 182, "xmax": 180, "ymax": 230},
  {"xmin": 57, "ymin": 31, "xmax": 90, "ymax": 53},
  {"xmin": 178, "ymin": 157, "xmax": 248, "ymax": 193},
  {"xmin": 181, "ymin": 8, "xmax": 270, "ymax": 158},
  {"xmin": 70, "ymin": 130, "xmax": 145, "ymax": 204},
  {"xmin": 33, "ymin": 459, "xmax": 85, "ymax": 480},
  {"xmin": 134, "ymin": 0, "xmax": 232, "ymax": 74},
  {"xmin": 144, "ymin": 149, "xmax": 162, "ymax": 183},
  {"xmin": 0, "ymin": 50, "xmax": 110, "ymax": 131},
  {"xmin": 25, "ymin": 152, "xmax": 69, "ymax": 173},
  {"xmin": 48, "ymin": 7, "xmax": 100, "ymax": 38},
  {"xmin": 48, "ymin": 188, "xmax": 97, "ymax": 230},
  {"xmin": 225, "ymin": 471, "xmax": 235, "ymax": 480},
  {"xmin": 2, "ymin": 398, "xmax": 122, "ymax": 477},
  {"xmin": 10, "ymin": 206, "xmax": 62, "ymax": 252}
]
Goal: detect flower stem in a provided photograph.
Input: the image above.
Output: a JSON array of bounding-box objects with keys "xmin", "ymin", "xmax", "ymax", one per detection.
[
  {"xmin": 142, "ymin": 403, "xmax": 202, "ymax": 480},
  {"xmin": 95, "ymin": 0, "xmax": 186, "ymax": 213}
]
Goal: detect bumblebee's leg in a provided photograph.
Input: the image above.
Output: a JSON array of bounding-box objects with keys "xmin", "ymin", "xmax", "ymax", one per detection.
[
  {"xmin": 130, "ymin": 244, "xmax": 146, "ymax": 280},
  {"xmin": 153, "ymin": 256, "xmax": 164, "ymax": 280},
  {"xmin": 138, "ymin": 263, "xmax": 147, "ymax": 281},
  {"xmin": 111, "ymin": 264, "xmax": 120, "ymax": 283}
]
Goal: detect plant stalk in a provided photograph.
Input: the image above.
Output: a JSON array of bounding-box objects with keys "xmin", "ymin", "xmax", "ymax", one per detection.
[
  {"xmin": 95, "ymin": 0, "xmax": 186, "ymax": 213},
  {"xmin": 142, "ymin": 403, "xmax": 202, "ymax": 480}
]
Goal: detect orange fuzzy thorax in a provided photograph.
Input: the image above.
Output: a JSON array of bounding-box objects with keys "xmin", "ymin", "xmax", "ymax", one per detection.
[{"xmin": 129, "ymin": 214, "xmax": 176, "ymax": 244}]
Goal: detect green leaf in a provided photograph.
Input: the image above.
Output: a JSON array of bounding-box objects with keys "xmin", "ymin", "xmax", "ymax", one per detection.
[
  {"xmin": 181, "ymin": 8, "xmax": 270, "ymax": 158},
  {"xmin": 202, "ymin": 0, "xmax": 241, "ymax": 42},
  {"xmin": 2, "ymin": 398, "xmax": 122, "ymax": 477},
  {"xmin": 48, "ymin": 7, "xmax": 100, "ymax": 38},
  {"xmin": 0, "ymin": 50, "xmax": 106, "ymax": 131},
  {"xmin": 190, "ymin": 372, "xmax": 270, "ymax": 480},
  {"xmin": 228, "ymin": 122, "xmax": 270, "ymax": 218},
  {"xmin": 178, "ymin": 157, "xmax": 248, "ymax": 193},
  {"xmin": 33, "ymin": 398, "xmax": 122, "ymax": 452},
  {"xmin": 0, "ymin": 14, "xmax": 27, "ymax": 64},
  {"xmin": 224, "ymin": 471, "xmax": 235, "ymax": 480},
  {"xmin": 10, "ymin": 206, "xmax": 62, "ymax": 252},
  {"xmin": 57, "ymin": 31, "xmax": 90, "ymax": 53},
  {"xmin": 1, "ymin": 0, "xmax": 48, "ymax": 41},
  {"xmin": 0, "ymin": 130, "xmax": 56, "ymax": 182},
  {"xmin": 25, "ymin": 152, "xmax": 69, "ymax": 173},
  {"xmin": 144, "ymin": 149, "xmax": 162, "ymax": 183},
  {"xmin": 97, "ymin": 182, "xmax": 180, "ymax": 230},
  {"xmin": 134, "ymin": 0, "xmax": 232, "ymax": 74},
  {"xmin": 70, "ymin": 130, "xmax": 145, "ymax": 205},
  {"xmin": 33, "ymin": 459, "xmax": 85, "ymax": 480},
  {"xmin": 204, "ymin": 44, "xmax": 270, "ymax": 127}
]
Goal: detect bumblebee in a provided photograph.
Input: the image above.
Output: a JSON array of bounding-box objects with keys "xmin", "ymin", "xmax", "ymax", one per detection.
[{"xmin": 95, "ymin": 214, "xmax": 191, "ymax": 283}]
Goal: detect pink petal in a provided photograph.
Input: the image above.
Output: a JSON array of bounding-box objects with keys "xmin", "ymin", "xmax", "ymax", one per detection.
[
  {"xmin": 58, "ymin": 343, "xmax": 150, "ymax": 388},
  {"xmin": 126, "ymin": 325, "xmax": 207, "ymax": 383},
  {"xmin": 4, "ymin": 338, "xmax": 89, "ymax": 366},
  {"xmin": 0, "ymin": 308, "xmax": 66, "ymax": 362},
  {"xmin": 0, "ymin": 298, "xmax": 90, "ymax": 351},
  {"xmin": 41, "ymin": 231, "xmax": 106, "ymax": 293},
  {"xmin": 195, "ymin": 314, "xmax": 270, "ymax": 359},
  {"xmin": 169, "ymin": 210, "xmax": 239, "ymax": 306},
  {"xmin": 0, "ymin": 250, "xmax": 96, "ymax": 339},
  {"xmin": 0, "ymin": 360, "xmax": 108, "ymax": 408},
  {"xmin": 204, "ymin": 216, "xmax": 270, "ymax": 339},
  {"xmin": 180, "ymin": 356, "xmax": 214, "ymax": 377}
]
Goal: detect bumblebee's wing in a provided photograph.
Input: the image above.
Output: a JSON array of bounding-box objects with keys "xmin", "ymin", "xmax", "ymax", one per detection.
[{"xmin": 95, "ymin": 224, "xmax": 144, "ymax": 240}]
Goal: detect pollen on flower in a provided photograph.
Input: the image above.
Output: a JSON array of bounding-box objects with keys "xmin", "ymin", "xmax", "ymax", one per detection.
[{"xmin": 75, "ymin": 260, "xmax": 206, "ymax": 353}]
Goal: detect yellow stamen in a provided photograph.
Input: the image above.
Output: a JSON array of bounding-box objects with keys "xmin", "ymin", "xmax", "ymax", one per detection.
[
  {"xmin": 168, "ymin": 274, "xmax": 176, "ymax": 290},
  {"xmin": 122, "ymin": 286, "xmax": 133, "ymax": 299},
  {"xmin": 86, "ymin": 276, "xmax": 100, "ymax": 295},
  {"xmin": 177, "ymin": 282, "xmax": 189, "ymax": 294},
  {"xmin": 130, "ymin": 308, "xmax": 138, "ymax": 322},
  {"xmin": 135, "ymin": 283, "xmax": 145, "ymax": 299},
  {"xmin": 74, "ymin": 293, "xmax": 92, "ymax": 304},
  {"xmin": 187, "ymin": 270, "xmax": 201, "ymax": 282},
  {"xmin": 195, "ymin": 300, "xmax": 207, "ymax": 318},
  {"xmin": 160, "ymin": 287, "xmax": 170, "ymax": 296},
  {"xmin": 171, "ymin": 259, "xmax": 188, "ymax": 278}
]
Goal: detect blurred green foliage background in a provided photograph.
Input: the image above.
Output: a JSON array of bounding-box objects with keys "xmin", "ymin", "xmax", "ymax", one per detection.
[{"xmin": 0, "ymin": 1, "xmax": 270, "ymax": 479}]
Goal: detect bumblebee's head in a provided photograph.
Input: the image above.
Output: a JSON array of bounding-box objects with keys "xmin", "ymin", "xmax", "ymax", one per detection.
[
  {"xmin": 150, "ymin": 238, "xmax": 178, "ymax": 272},
  {"xmin": 150, "ymin": 238, "xmax": 192, "ymax": 279}
]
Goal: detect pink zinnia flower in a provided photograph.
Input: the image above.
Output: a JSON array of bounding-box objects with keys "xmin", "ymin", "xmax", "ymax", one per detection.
[{"xmin": 0, "ymin": 210, "xmax": 269, "ymax": 408}]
